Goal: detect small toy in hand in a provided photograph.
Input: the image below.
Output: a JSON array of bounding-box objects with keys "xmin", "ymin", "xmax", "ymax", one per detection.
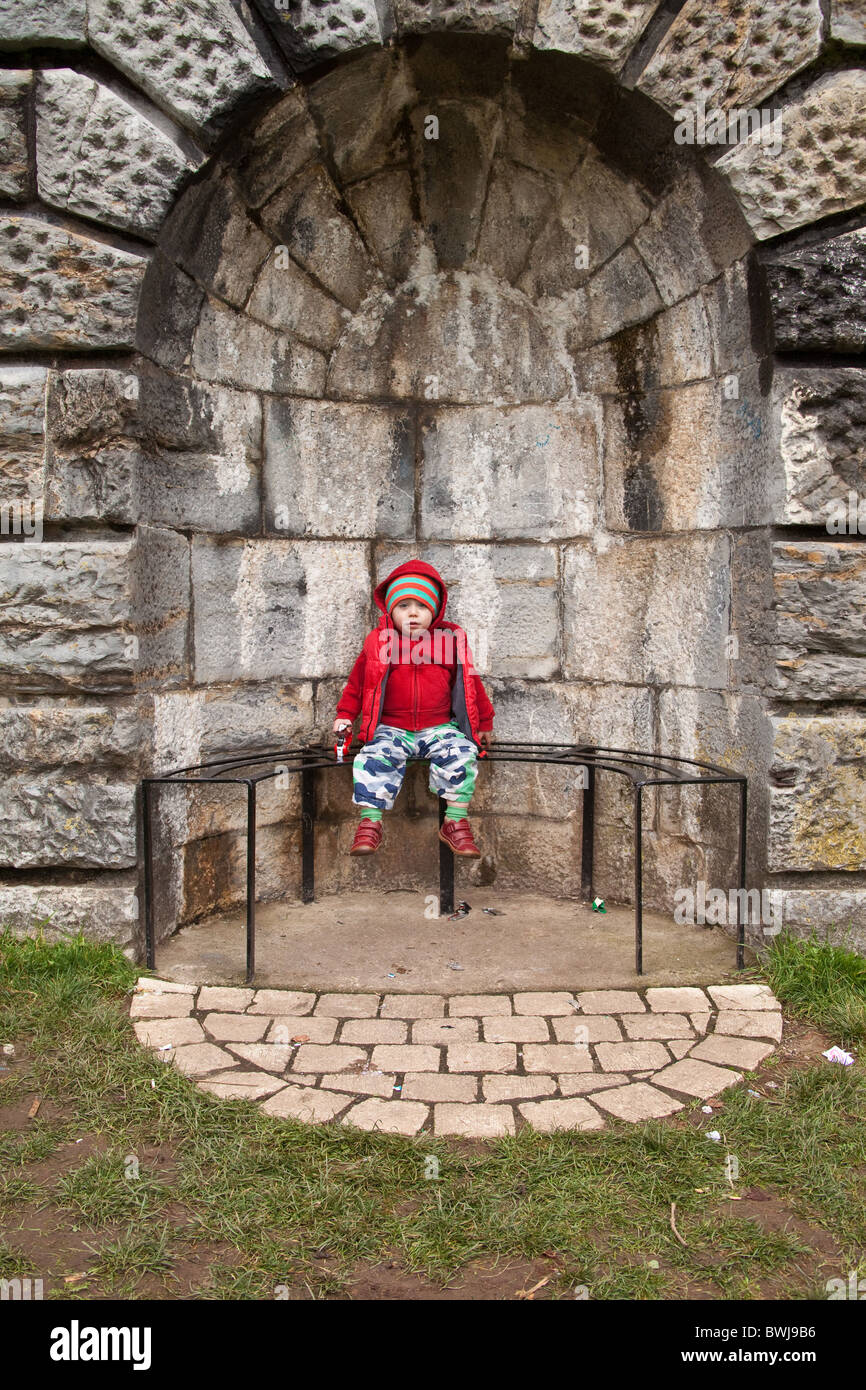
[{"xmin": 334, "ymin": 728, "xmax": 352, "ymax": 763}]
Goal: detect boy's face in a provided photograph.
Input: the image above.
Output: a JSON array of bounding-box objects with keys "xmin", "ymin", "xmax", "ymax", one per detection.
[{"xmin": 391, "ymin": 599, "xmax": 434, "ymax": 635}]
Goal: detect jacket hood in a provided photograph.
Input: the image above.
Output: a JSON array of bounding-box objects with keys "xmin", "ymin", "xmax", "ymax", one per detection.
[{"xmin": 374, "ymin": 559, "xmax": 449, "ymax": 631}]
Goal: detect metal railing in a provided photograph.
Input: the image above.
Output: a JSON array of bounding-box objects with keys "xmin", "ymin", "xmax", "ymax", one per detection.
[{"xmin": 141, "ymin": 741, "xmax": 748, "ymax": 984}]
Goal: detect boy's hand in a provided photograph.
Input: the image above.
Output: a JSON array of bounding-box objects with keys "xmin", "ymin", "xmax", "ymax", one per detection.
[
  {"xmin": 478, "ymin": 730, "xmax": 493, "ymax": 751},
  {"xmin": 333, "ymin": 718, "xmax": 353, "ymax": 735}
]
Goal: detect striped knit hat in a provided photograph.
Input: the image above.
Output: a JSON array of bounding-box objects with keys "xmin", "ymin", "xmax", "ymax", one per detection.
[{"xmin": 384, "ymin": 572, "xmax": 441, "ymax": 618}]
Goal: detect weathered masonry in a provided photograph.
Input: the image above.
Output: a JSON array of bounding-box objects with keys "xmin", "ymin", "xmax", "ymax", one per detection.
[{"xmin": 1, "ymin": 0, "xmax": 864, "ymax": 958}]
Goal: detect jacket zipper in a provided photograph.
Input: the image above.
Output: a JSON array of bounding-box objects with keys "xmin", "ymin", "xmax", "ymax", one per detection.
[{"xmin": 412, "ymin": 638, "xmax": 418, "ymax": 729}]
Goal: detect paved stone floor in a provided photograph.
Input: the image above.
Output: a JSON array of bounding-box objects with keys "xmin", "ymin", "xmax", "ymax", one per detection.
[{"xmin": 131, "ymin": 979, "xmax": 783, "ymax": 1137}]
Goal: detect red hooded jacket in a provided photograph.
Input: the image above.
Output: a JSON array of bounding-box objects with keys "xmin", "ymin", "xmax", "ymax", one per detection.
[{"xmin": 335, "ymin": 559, "xmax": 495, "ymax": 745}]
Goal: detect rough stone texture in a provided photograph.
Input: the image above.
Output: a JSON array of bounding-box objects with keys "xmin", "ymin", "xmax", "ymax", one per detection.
[
  {"xmin": 434, "ymin": 1102, "xmax": 515, "ymax": 1136},
  {"xmin": 160, "ymin": 176, "xmax": 273, "ymax": 309},
  {"xmin": 319, "ymin": 1072, "xmax": 397, "ymax": 1097},
  {"xmin": 831, "ymin": 0, "xmax": 866, "ymax": 44},
  {"xmin": 706, "ymin": 984, "xmax": 779, "ymax": 1010},
  {"xmin": 552, "ymin": 1015, "xmax": 622, "ymax": 1042},
  {"xmin": 191, "ymin": 539, "xmax": 369, "ymax": 682},
  {"xmin": 646, "ymin": 987, "xmax": 711, "ymax": 1012},
  {"xmin": 229, "ymin": 87, "xmax": 320, "ymax": 209},
  {"xmin": 715, "ymin": 1010, "xmax": 783, "ymax": 1042},
  {"xmin": 314, "ymin": 993, "xmax": 379, "ymax": 1016},
  {"xmin": 203, "ymin": 1012, "xmax": 270, "ymax": 1042},
  {"xmin": 339, "ymin": 1019, "xmax": 407, "ymax": 1044},
  {"xmin": 264, "ymin": 400, "xmax": 414, "ymax": 539},
  {"xmin": 170, "ymin": 1042, "xmax": 235, "ymax": 1075},
  {"xmin": 522, "ymin": 1044, "xmax": 594, "ymax": 1072},
  {"xmin": 129, "ymin": 993, "xmax": 192, "ymax": 1018},
  {"xmin": 419, "ymin": 402, "xmax": 598, "ymax": 541},
  {"xmin": 260, "ymin": 163, "xmax": 380, "ymax": 311},
  {"xmin": 0, "ymin": 777, "xmax": 136, "ymax": 868},
  {"xmin": 412, "ymin": 1018, "xmax": 479, "ymax": 1044},
  {"xmin": 267, "ymin": 1016, "xmax": 338, "ymax": 1043},
  {"xmin": 652, "ymin": 1057, "xmax": 743, "ymax": 1097},
  {"xmin": 136, "ymin": 977, "xmax": 196, "ymax": 993},
  {"xmin": 773, "ymin": 369, "xmax": 866, "ymax": 526},
  {"xmin": 532, "ymin": 0, "xmax": 659, "ymax": 69},
  {"xmin": 0, "ymin": 0, "xmax": 85, "ymax": 46},
  {"xmin": 482, "ymin": 1074, "xmax": 556, "ymax": 1101},
  {"xmin": 133, "ymin": 1017, "xmax": 205, "ymax": 1048},
  {"xmin": 0, "ymin": 881, "xmax": 139, "ymax": 947},
  {"xmin": 197, "ymin": 986, "xmax": 254, "ymax": 1011},
  {"xmin": 247, "ymin": 250, "xmax": 349, "ymax": 351},
  {"xmin": 481, "ymin": 1015, "xmax": 550, "ymax": 1042},
  {"xmin": 562, "ymin": 536, "xmax": 730, "ymax": 687},
  {"xmin": 718, "ymin": 71, "xmax": 866, "ymax": 239},
  {"xmin": 638, "ymin": 0, "xmax": 822, "ymax": 115},
  {"xmin": 590, "ymin": 1081, "xmax": 684, "ymax": 1120},
  {"xmin": 514, "ymin": 991, "xmax": 577, "ymax": 1014},
  {"xmin": 518, "ymin": 1097, "xmax": 605, "ymax": 1131},
  {"xmin": 764, "ymin": 229, "xmax": 866, "ymax": 355},
  {"xmin": 0, "ymin": 217, "xmax": 146, "ymax": 349},
  {"xmin": 769, "ymin": 716, "xmax": 866, "ymax": 872},
  {"xmin": 248, "ymin": 989, "xmax": 316, "ymax": 1013},
  {"xmin": 395, "ymin": 0, "xmax": 517, "ymax": 37},
  {"xmin": 192, "ymin": 297, "xmax": 327, "ymax": 395},
  {"xmin": 256, "ymin": 0, "xmax": 383, "ymax": 69},
  {"xmin": 328, "ymin": 271, "xmax": 572, "ymax": 403},
  {"xmin": 259, "ymin": 1085, "xmax": 353, "ymax": 1122},
  {"xmin": 594, "ymin": 1041, "xmax": 672, "ymax": 1071},
  {"xmin": 576, "ymin": 989, "xmax": 644, "ymax": 1013},
  {"xmin": 690, "ymin": 1034, "xmax": 775, "ymax": 1069},
  {"xmin": 35, "ymin": 70, "xmax": 198, "ymax": 239},
  {"xmin": 342, "ymin": 1097, "xmax": 429, "ymax": 1133},
  {"xmin": 401, "ymin": 1072, "xmax": 477, "ymax": 1101},
  {"xmin": 765, "ymin": 888, "xmax": 866, "ymax": 954},
  {"xmin": 620, "ymin": 1013, "xmax": 693, "ymax": 1040},
  {"xmin": 87, "ymin": 0, "xmax": 275, "ymax": 143},
  {"xmin": 773, "ymin": 543, "xmax": 866, "ymax": 701},
  {"xmin": 227, "ymin": 1043, "xmax": 294, "ymax": 1072},
  {"xmin": 0, "ymin": 367, "xmax": 46, "ymax": 500},
  {"xmin": 0, "ymin": 71, "xmax": 31, "ymax": 200},
  {"xmin": 446, "ymin": 1042, "xmax": 517, "ymax": 1071}
]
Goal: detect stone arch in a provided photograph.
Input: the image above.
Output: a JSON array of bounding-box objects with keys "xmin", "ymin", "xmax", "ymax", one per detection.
[{"xmin": 1, "ymin": 1, "xmax": 865, "ymax": 959}]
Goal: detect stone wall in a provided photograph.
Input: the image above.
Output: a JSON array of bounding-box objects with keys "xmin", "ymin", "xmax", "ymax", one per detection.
[{"xmin": 1, "ymin": 0, "xmax": 865, "ymax": 959}]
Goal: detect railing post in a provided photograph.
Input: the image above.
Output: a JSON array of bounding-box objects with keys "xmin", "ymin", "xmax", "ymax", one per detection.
[
  {"xmin": 580, "ymin": 763, "xmax": 595, "ymax": 900},
  {"xmin": 737, "ymin": 779, "xmax": 748, "ymax": 970},
  {"xmin": 246, "ymin": 780, "xmax": 257, "ymax": 984},
  {"xmin": 142, "ymin": 780, "xmax": 155, "ymax": 972},
  {"xmin": 438, "ymin": 796, "xmax": 454, "ymax": 917},
  {"xmin": 634, "ymin": 782, "xmax": 643, "ymax": 976},
  {"xmin": 301, "ymin": 750, "xmax": 315, "ymax": 904}
]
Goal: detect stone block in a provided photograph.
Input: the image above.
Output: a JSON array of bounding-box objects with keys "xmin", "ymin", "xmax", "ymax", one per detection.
[
  {"xmin": 248, "ymin": 989, "xmax": 316, "ymax": 1014},
  {"xmin": 0, "ymin": 0, "xmax": 86, "ymax": 48},
  {"xmin": 171, "ymin": 1042, "xmax": 235, "ymax": 1076},
  {"xmin": 267, "ymin": 1017, "xmax": 339, "ymax": 1044},
  {"xmin": 396, "ymin": 0, "xmax": 517, "ymax": 37},
  {"xmin": 481, "ymin": 1015, "xmax": 550, "ymax": 1042},
  {"xmin": 832, "ymin": 0, "xmax": 866, "ymax": 44},
  {"xmin": 557, "ymin": 1071, "xmax": 629, "ymax": 1094},
  {"xmin": 638, "ymin": 0, "xmax": 822, "ymax": 115},
  {"xmin": 768, "ymin": 714, "xmax": 866, "ymax": 871},
  {"xmin": 582, "ymin": 246, "xmax": 663, "ymax": 343},
  {"xmin": 402, "ymin": 1072, "xmax": 477, "ymax": 1102},
  {"xmin": 372, "ymin": 1044, "xmax": 441, "ymax": 1071},
  {"xmin": 552, "ymin": 1016, "xmax": 622, "ymax": 1043},
  {"xmin": 594, "ymin": 1041, "xmax": 671, "ymax": 1071},
  {"xmin": 0, "ymin": 216, "xmax": 145, "ymax": 349},
  {"xmin": 259, "ymin": 1085, "xmax": 353, "ymax": 1122},
  {"xmin": 702, "ymin": 256, "xmax": 773, "ymax": 373},
  {"xmin": 339, "ymin": 1019, "xmax": 407, "ymax": 1044},
  {"xmin": 196, "ymin": 986, "xmax": 254, "ymax": 1011},
  {"xmin": 764, "ymin": 888, "xmax": 866, "ymax": 954},
  {"xmin": 260, "ymin": 163, "xmax": 380, "ymax": 312},
  {"xmin": 690, "ymin": 1035, "xmax": 775, "ymax": 1070},
  {"xmin": 314, "ymin": 993, "xmax": 380, "ymax": 1017},
  {"xmin": 342, "ymin": 1097, "xmax": 429, "ymax": 1134},
  {"xmin": 319, "ymin": 1072, "xmax": 398, "ymax": 1097},
  {"xmin": 482, "ymin": 1074, "xmax": 556, "ymax": 1101},
  {"xmin": 448, "ymin": 994, "xmax": 512, "ymax": 1016},
  {"xmin": 345, "ymin": 167, "xmax": 428, "ymax": 287},
  {"xmin": 292, "ymin": 1044, "xmax": 368, "ymax": 1072},
  {"xmin": 202, "ymin": 1013, "xmax": 270, "ymax": 1042},
  {"xmin": 0, "ymin": 879, "xmax": 139, "ymax": 947},
  {"xmin": 518, "ymin": 1097, "xmax": 605, "ymax": 1131},
  {"xmin": 715, "ymin": 1011, "xmax": 783, "ymax": 1042},
  {"xmin": 133, "ymin": 1017, "xmax": 205, "ymax": 1048},
  {"xmin": 151, "ymin": 681, "xmax": 314, "ymax": 773},
  {"xmin": 129, "ymin": 994, "xmax": 193, "ymax": 1019},
  {"xmin": 136, "ymin": 978, "xmax": 196, "ymax": 994},
  {"xmin": 532, "ymin": 0, "xmax": 659, "ymax": 69},
  {"xmin": 381, "ymin": 993, "xmax": 446, "ymax": 1018},
  {"xmin": 161, "ymin": 175, "xmax": 272, "ymax": 308},
  {"xmin": 646, "ymin": 987, "xmax": 712, "ymax": 1012},
  {"xmin": 446, "ymin": 1042, "xmax": 516, "ymax": 1072},
  {"xmin": 419, "ymin": 402, "xmax": 598, "ymax": 541},
  {"xmin": 199, "ymin": 1078, "xmax": 284, "ymax": 1100},
  {"xmin": 772, "ymin": 543, "xmax": 866, "ymax": 701},
  {"xmin": 264, "ymin": 399, "xmax": 413, "ymax": 539},
  {"xmin": 514, "ymin": 990, "xmax": 577, "ymax": 1015},
  {"xmin": 230, "ymin": 88, "xmax": 320, "ymax": 208},
  {"xmin": 772, "ymin": 368, "xmax": 866, "ymax": 526},
  {"xmin": 590, "ymin": 1081, "xmax": 683, "ymax": 1121},
  {"xmin": 191, "ymin": 538, "xmax": 370, "ymax": 682},
  {"xmin": 412, "ymin": 1018, "xmax": 479, "ymax": 1044},
  {"xmin": 475, "ymin": 159, "xmax": 557, "ymax": 287},
  {"xmin": 35, "ymin": 69, "xmax": 197, "ymax": 239},
  {"xmin": 706, "ymin": 984, "xmax": 779, "ymax": 1010},
  {"xmin": 136, "ymin": 255, "xmax": 204, "ymax": 372},
  {"xmin": 621, "ymin": 1014, "xmax": 693, "ymax": 1040},
  {"xmin": 192, "ymin": 297, "xmax": 327, "ymax": 395},
  {"xmin": 602, "ymin": 371, "xmax": 774, "ymax": 532},
  {"xmin": 562, "ymin": 535, "xmax": 730, "ymax": 688},
  {"xmin": 257, "ymin": 0, "xmax": 382, "ymax": 69},
  {"xmin": 0, "ymin": 366, "xmax": 47, "ymax": 500},
  {"xmin": 305, "ymin": 46, "xmax": 412, "ymax": 184},
  {"xmin": 577, "ymin": 989, "xmax": 644, "ymax": 1014},
  {"xmin": 522, "ymin": 1044, "xmax": 594, "ymax": 1072},
  {"xmin": 718, "ymin": 71, "xmax": 866, "ymax": 239},
  {"xmin": 433, "ymin": 1102, "xmax": 515, "ymax": 1136},
  {"xmin": 764, "ymin": 228, "xmax": 866, "ymax": 356},
  {"xmin": 651, "ymin": 1057, "xmax": 743, "ymax": 1097},
  {"xmin": 87, "ymin": 0, "xmax": 274, "ymax": 143},
  {"xmin": 247, "ymin": 249, "xmax": 350, "ymax": 351},
  {"xmin": 329, "ymin": 271, "xmax": 571, "ymax": 403},
  {"xmin": 0, "ymin": 71, "xmax": 30, "ymax": 200},
  {"xmin": 576, "ymin": 293, "xmax": 715, "ymax": 394},
  {"xmin": 227, "ymin": 1043, "xmax": 293, "ymax": 1072}
]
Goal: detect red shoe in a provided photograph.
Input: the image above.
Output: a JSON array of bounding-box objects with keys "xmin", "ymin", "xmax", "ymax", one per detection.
[
  {"xmin": 349, "ymin": 819, "xmax": 383, "ymax": 855},
  {"xmin": 439, "ymin": 817, "xmax": 481, "ymax": 858}
]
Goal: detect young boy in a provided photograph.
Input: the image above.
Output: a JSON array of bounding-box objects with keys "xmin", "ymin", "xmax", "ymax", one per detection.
[{"xmin": 333, "ymin": 559, "xmax": 495, "ymax": 856}]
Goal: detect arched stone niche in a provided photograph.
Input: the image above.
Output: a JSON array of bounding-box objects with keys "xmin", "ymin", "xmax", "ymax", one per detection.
[{"xmin": 1, "ymin": 3, "xmax": 865, "ymax": 959}]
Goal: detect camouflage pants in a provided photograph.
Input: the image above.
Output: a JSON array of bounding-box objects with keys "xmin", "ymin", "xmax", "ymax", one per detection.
[{"xmin": 352, "ymin": 720, "xmax": 478, "ymax": 812}]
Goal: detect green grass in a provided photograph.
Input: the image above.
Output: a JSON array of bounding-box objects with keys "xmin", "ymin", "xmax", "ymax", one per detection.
[{"xmin": 0, "ymin": 925, "xmax": 865, "ymax": 1299}]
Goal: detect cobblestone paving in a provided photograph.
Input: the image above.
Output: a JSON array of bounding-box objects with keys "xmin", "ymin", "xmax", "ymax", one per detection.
[{"xmin": 131, "ymin": 981, "xmax": 783, "ymax": 1137}]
